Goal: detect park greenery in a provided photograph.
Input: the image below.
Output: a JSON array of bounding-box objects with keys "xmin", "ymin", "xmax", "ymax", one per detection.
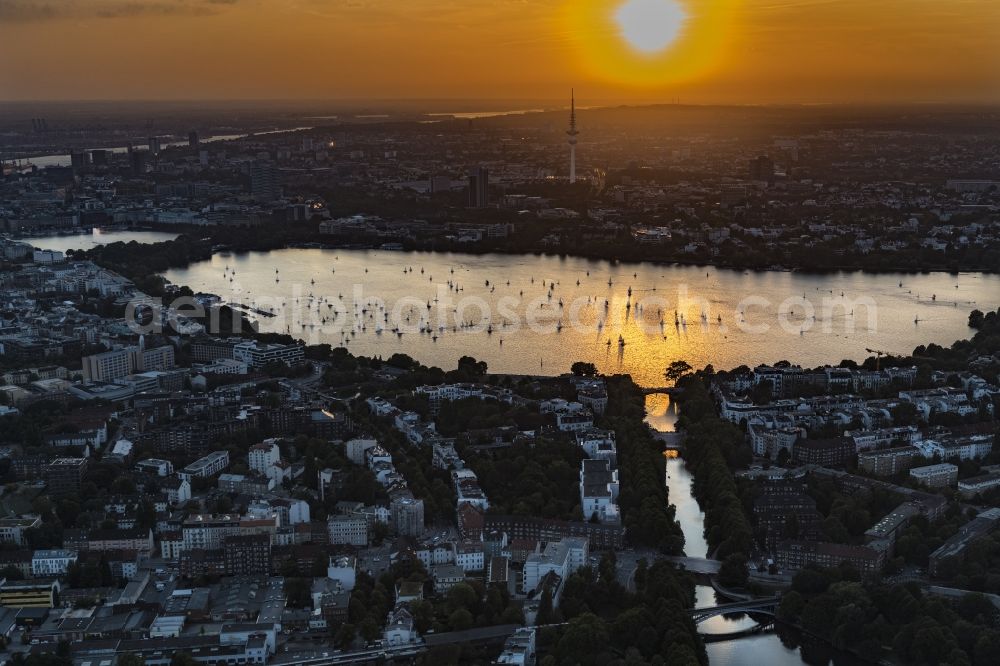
[
  {"xmin": 778, "ymin": 564, "xmax": 1000, "ymax": 665},
  {"xmin": 460, "ymin": 436, "xmax": 584, "ymax": 520},
  {"xmin": 603, "ymin": 376, "xmax": 685, "ymax": 554},
  {"xmin": 537, "ymin": 553, "xmax": 706, "ymax": 666},
  {"xmin": 673, "ymin": 373, "xmax": 753, "ymax": 560},
  {"xmin": 346, "ymin": 561, "xmax": 524, "ymax": 644}
]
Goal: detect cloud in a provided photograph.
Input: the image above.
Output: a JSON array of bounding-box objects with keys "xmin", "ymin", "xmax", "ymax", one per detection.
[{"xmin": 0, "ymin": 0, "xmax": 240, "ymax": 21}]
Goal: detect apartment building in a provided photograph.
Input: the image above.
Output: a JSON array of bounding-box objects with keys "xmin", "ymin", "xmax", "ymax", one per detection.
[
  {"xmin": 909, "ymin": 463, "xmax": 958, "ymax": 489},
  {"xmin": 327, "ymin": 515, "xmax": 368, "ymax": 547},
  {"xmin": 177, "ymin": 451, "xmax": 230, "ymax": 482}
]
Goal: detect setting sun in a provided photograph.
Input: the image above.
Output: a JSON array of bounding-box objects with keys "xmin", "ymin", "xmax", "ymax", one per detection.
[
  {"xmin": 615, "ymin": 0, "xmax": 688, "ymax": 54},
  {"xmin": 564, "ymin": 0, "xmax": 740, "ymax": 89}
]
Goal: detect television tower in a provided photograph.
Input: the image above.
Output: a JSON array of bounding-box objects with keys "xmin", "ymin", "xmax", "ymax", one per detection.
[{"xmin": 567, "ymin": 89, "xmax": 579, "ymax": 184}]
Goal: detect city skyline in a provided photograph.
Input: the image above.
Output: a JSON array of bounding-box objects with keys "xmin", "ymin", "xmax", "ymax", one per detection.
[{"xmin": 0, "ymin": 0, "xmax": 997, "ymax": 104}]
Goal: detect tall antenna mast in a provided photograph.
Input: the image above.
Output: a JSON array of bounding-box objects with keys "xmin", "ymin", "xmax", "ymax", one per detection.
[{"xmin": 567, "ymin": 89, "xmax": 579, "ymax": 184}]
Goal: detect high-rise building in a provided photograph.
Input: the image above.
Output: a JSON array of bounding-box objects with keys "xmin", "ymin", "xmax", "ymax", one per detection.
[
  {"xmin": 130, "ymin": 150, "xmax": 148, "ymax": 176},
  {"xmin": 70, "ymin": 151, "xmax": 89, "ymax": 173},
  {"xmin": 148, "ymin": 136, "xmax": 162, "ymax": 155},
  {"xmin": 45, "ymin": 458, "xmax": 88, "ymax": 495},
  {"xmin": 749, "ymin": 155, "xmax": 774, "ymax": 182},
  {"xmin": 80, "ymin": 344, "xmax": 176, "ymax": 382},
  {"xmin": 391, "ymin": 496, "xmax": 425, "ymax": 537},
  {"xmin": 467, "ymin": 166, "xmax": 489, "ymax": 208},
  {"xmin": 567, "ymin": 89, "xmax": 579, "ymax": 184},
  {"xmin": 188, "ymin": 130, "xmax": 200, "ymax": 148},
  {"xmin": 81, "ymin": 348, "xmax": 132, "ymax": 382},
  {"xmin": 251, "ymin": 160, "xmax": 281, "ymax": 202}
]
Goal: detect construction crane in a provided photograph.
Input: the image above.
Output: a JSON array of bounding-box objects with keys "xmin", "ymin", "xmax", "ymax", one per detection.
[{"xmin": 865, "ymin": 348, "xmax": 893, "ymax": 370}]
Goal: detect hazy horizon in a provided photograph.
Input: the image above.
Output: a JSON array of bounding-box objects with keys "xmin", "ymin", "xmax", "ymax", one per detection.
[
  {"xmin": 2, "ymin": 98, "xmax": 999, "ymax": 111},
  {"xmin": 2, "ymin": 0, "xmax": 998, "ymax": 104}
]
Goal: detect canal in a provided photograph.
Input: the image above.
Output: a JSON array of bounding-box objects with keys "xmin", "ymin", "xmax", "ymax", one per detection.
[{"xmin": 645, "ymin": 393, "xmax": 866, "ymax": 665}]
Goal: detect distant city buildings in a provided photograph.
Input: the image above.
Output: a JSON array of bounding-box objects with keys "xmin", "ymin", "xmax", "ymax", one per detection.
[{"xmin": 0, "ymin": 108, "xmax": 998, "ymax": 665}]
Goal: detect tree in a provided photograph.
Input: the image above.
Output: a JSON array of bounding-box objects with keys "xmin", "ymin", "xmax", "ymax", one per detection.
[
  {"xmin": 359, "ymin": 617, "xmax": 381, "ymax": 643},
  {"xmin": 214, "ymin": 495, "xmax": 233, "ymax": 514},
  {"xmin": 664, "ymin": 360, "xmax": 693, "ymax": 384},
  {"xmin": 717, "ymin": 554, "xmax": 749, "ymax": 588},
  {"xmin": 777, "ymin": 590, "xmax": 805, "ymax": 621},
  {"xmin": 372, "ymin": 521, "xmax": 390, "ymax": 545},
  {"xmin": 410, "ymin": 600, "xmax": 435, "ymax": 633},
  {"xmin": 111, "ymin": 476, "xmax": 136, "ymax": 495},
  {"xmin": 536, "ymin": 585, "xmax": 555, "ymax": 625},
  {"xmin": 334, "ymin": 623, "xmax": 356, "ymax": 650},
  {"xmin": 448, "ymin": 608, "xmax": 473, "ymax": 631},
  {"xmin": 974, "ymin": 630, "xmax": 1000, "ymax": 666},
  {"xmin": 957, "ymin": 593, "xmax": 997, "ymax": 623},
  {"xmin": 0, "ymin": 566, "xmax": 24, "ymax": 581},
  {"xmin": 170, "ymin": 654, "xmax": 198, "ymax": 666},
  {"xmin": 571, "ymin": 361, "xmax": 598, "ymax": 377},
  {"xmin": 446, "ymin": 582, "xmax": 478, "ymax": 614},
  {"xmin": 285, "ymin": 578, "xmax": 311, "ymax": 608},
  {"xmin": 748, "ymin": 381, "xmax": 773, "ymax": 405},
  {"xmin": 136, "ymin": 500, "xmax": 157, "ymax": 531},
  {"xmin": 555, "ymin": 614, "xmax": 611, "ymax": 666},
  {"xmin": 451, "ymin": 356, "xmax": 487, "ymax": 380},
  {"xmin": 118, "ymin": 655, "xmax": 146, "ymax": 666}
]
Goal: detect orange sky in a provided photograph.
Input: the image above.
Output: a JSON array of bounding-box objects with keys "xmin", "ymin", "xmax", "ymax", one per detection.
[{"xmin": 1, "ymin": 0, "xmax": 997, "ymax": 103}]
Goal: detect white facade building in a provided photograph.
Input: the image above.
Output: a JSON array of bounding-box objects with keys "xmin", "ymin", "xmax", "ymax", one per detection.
[
  {"xmin": 248, "ymin": 441, "xmax": 280, "ymax": 474},
  {"xmin": 31, "ymin": 549, "xmax": 78, "ymax": 577},
  {"xmin": 523, "ymin": 538, "xmax": 588, "ymax": 592},
  {"xmin": 345, "ymin": 438, "xmax": 378, "ymax": 465}
]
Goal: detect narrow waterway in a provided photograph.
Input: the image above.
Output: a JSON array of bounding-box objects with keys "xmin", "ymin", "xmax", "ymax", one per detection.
[{"xmin": 645, "ymin": 394, "xmax": 864, "ymax": 665}]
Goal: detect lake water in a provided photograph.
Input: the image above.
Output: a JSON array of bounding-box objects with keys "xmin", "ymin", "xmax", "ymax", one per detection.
[
  {"xmin": 161, "ymin": 247, "xmax": 998, "ymax": 387},
  {"xmin": 647, "ymin": 395, "xmax": 864, "ymax": 665},
  {"xmin": 27, "ymin": 229, "xmax": 178, "ymax": 253}
]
